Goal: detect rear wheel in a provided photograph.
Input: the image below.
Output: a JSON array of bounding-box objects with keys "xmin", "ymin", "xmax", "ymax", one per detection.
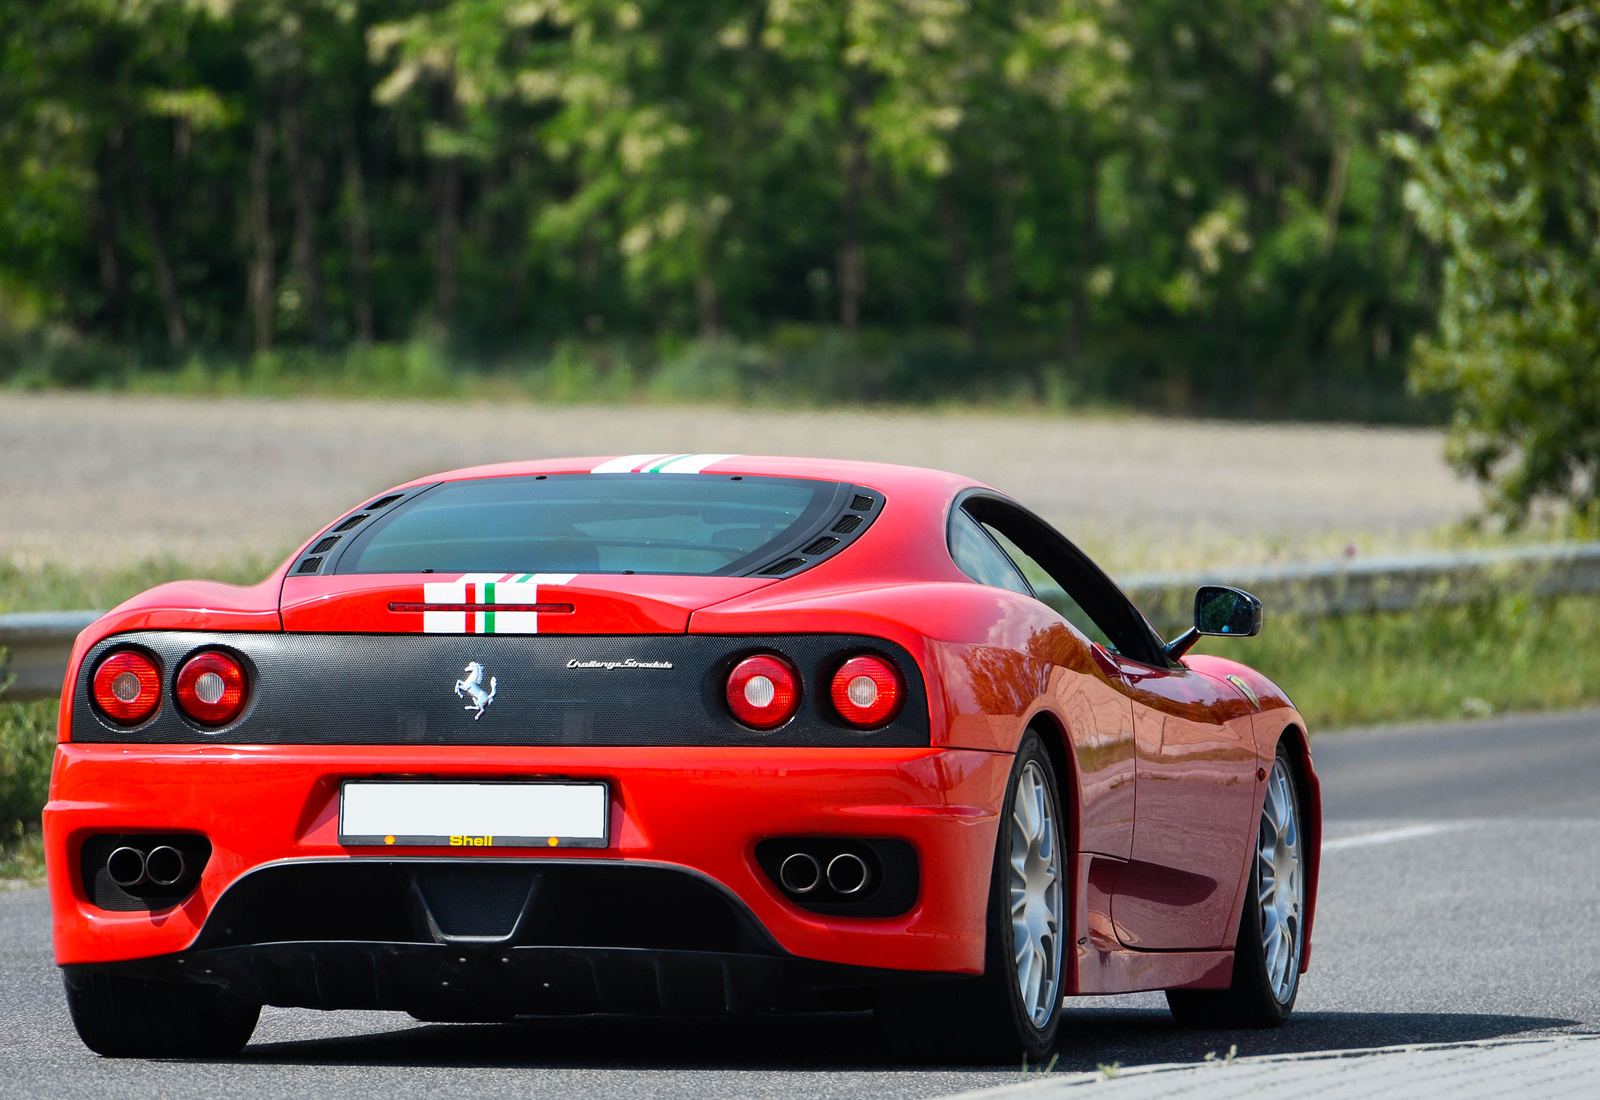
[
  {"xmin": 63, "ymin": 970, "xmax": 260, "ymax": 1058},
  {"xmin": 1167, "ymin": 744, "xmax": 1305, "ymax": 1029},
  {"xmin": 878, "ymin": 731, "xmax": 1065, "ymax": 1063}
]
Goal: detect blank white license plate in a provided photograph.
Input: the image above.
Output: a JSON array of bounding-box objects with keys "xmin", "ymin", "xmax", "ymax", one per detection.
[{"xmin": 339, "ymin": 781, "xmax": 609, "ymax": 849}]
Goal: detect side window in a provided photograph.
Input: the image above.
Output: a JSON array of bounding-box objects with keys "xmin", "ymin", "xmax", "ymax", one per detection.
[
  {"xmin": 949, "ymin": 510, "xmax": 1033, "ymax": 596},
  {"xmin": 983, "ymin": 524, "xmax": 1120, "ymax": 653}
]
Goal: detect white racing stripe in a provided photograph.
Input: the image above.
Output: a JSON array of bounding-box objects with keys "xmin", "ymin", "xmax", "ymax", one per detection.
[
  {"xmin": 657, "ymin": 452, "xmax": 738, "ymax": 473},
  {"xmin": 1322, "ymin": 821, "xmax": 1480, "ymax": 852},
  {"xmin": 590, "ymin": 453, "xmax": 740, "ymax": 474}
]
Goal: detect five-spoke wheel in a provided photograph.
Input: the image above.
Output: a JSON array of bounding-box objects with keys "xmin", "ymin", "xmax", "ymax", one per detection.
[
  {"xmin": 1010, "ymin": 759, "xmax": 1063, "ymax": 1029},
  {"xmin": 877, "ymin": 731, "xmax": 1066, "ymax": 1062},
  {"xmin": 1167, "ymin": 741, "xmax": 1306, "ymax": 1029}
]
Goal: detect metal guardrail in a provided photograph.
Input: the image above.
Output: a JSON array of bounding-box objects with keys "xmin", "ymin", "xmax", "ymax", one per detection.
[
  {"xmin": 4, "ymin": 541, "xmax": 1600, "ymax": 702},
  {"xmin": 1122, "ymin": 541, "xmax": 1600, "ymax": 630},
  {"xmin": 0, "ymin": 611, "xmax": 103, "ymax": 701}
]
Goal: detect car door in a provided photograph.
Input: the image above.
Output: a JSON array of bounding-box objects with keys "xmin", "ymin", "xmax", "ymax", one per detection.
[
  {"xmin": 964, "ymin": 495, "xmax": 1260, "ymax": 952},
  {"xmin": 1110, "ymin": 656, "xmax": 1259, "ymax": 949}
]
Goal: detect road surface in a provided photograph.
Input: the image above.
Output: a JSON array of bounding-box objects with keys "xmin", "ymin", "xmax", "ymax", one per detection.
[{"xmin": 3, "ymin": 707, "xmax": 1596, "ymax": 1098}]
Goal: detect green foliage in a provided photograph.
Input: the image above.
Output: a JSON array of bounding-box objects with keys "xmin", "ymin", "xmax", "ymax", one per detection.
[
  {"xmin": 1360, "ymin": 0, "xmax": 1600, "ymax": 519},
  {"xmin": 0, "ymin": 830, "xmax": 46, "ymax": 882},
  {"xmin": 0, "ymin": 698, "xmax": 54, "ymax": 845},
  {"xmin": 0, "ymin": 0, "xmax": 1438, "ymax": 420}
]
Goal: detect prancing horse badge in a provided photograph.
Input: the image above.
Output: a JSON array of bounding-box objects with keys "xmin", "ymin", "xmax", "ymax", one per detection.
[{"xmin": 454, "ymin": 661, "xmax": 498, "ymax": 719}]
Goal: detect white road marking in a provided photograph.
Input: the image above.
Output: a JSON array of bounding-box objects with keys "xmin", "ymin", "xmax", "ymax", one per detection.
[{"xmin": 1321, "ymin": 821, "xmax": 1480, "ymax": 852}]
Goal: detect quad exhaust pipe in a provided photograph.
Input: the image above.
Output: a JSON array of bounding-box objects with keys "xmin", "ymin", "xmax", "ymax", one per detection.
[
  {"xmin": 105, "ymin": 844, "xmax": 188, "ymax": 889},
  {"xmin": 778, "ymin": 852, "xmax": 821, "ymax": 894},
  {"xmin": 775, "ymin": 848, "xmax": 873, "ymax": 897},
  {"xmin": 826, "ymin": 852, "xmax": 870, "ymax": 895},
  {"xmin": 145, "ymin": 845, "xmax": 187, "ymax": 887},
  {"xmin": 106, "ymin": 846, "xmax": 147, "ymax": 888}
]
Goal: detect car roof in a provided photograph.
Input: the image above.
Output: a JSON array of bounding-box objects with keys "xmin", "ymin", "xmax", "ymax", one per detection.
[{"xmin": 387, "ymin": 454, "xmax": 994, "ymax": 501}]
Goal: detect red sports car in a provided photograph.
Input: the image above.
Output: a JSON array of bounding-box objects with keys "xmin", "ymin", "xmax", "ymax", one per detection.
[{"xmin": 45, "ymin": 454, "xmax": 1320, "ymax": 1062}]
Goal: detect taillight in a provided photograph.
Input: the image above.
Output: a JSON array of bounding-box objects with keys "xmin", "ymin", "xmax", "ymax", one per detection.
[
  {"xmin": 726, "ymin": 654, "xmax": 801, "ymax": 729},
  {"xmin": 90, "ymin": 650, "xmax": 162, "ymax": 725},
  {"xmin": 174, "ymin": 651, "xmax": 248, "ymax": 726},
  {"xmin": 830, "ymin": 655, "xmax": 904, "ymax": 728}
]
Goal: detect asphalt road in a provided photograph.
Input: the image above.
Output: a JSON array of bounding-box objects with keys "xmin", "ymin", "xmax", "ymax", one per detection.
[{"xmin": 4, "ymin": 708, "xmax": 1598, "ymax": 1099}]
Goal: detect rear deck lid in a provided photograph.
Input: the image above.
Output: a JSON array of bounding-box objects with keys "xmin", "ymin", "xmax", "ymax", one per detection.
[{"xmin": 280, "ymin": 572, "xmax": 774, "ymax": 633}]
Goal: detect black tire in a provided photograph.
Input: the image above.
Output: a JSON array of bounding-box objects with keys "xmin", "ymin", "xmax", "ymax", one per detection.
[
  {"xmin": 877, "ymin": 731, "xmax": 1066, "ymax": 1064},
  {"xmin": 63, "ymin": 970, "xmax": 261, "ymax": 1058},
  {"xmin": 1167, "ymin": 743, "xmax": 1305, "ymax": 1029}
]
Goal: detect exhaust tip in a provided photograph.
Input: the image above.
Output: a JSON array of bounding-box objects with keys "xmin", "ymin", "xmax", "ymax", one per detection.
[
  {"xmin": 778, "ymin": 852, "xmax": 822, "ymax": 894},
  {"xmin": 106, "ymin": 846, "xmax": 148, "ymax": 889},
  {"xmin": 144, "ymin": 845, "xmax": 187, "ymax": 887},
  {"xmin": 826, "ymin": 852, "xmax": 871, "ymax": 895}
]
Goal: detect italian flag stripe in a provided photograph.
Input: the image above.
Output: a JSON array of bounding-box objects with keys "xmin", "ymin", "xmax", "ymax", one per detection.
[{"xmin": 418, "ymin": 572, "xmax": 577, "ymax": 635}]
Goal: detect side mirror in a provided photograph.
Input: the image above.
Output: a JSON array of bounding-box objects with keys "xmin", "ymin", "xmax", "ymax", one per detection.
[
  {"xmin": 1163, "ymin": 585, "xmax": 1263, "ymax": 661},
  {"xmin": 1194, "ymin": 585, "xmax": 1263, "ymax": 638}
]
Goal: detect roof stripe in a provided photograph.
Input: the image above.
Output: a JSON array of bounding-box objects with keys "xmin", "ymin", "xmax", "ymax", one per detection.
[
  {"xmin": 658, "ymin": 453, "xmax": 739, "ymax": 473},
  {"xmin": 590, "ymin": 453, "xmax": 741, "ymax": 474},
  {"xmin": 592, "ymin": 453, "xmax": 671, "ymax": 473}
]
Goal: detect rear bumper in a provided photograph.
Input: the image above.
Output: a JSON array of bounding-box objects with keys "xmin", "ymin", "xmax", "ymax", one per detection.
[{"xmin": 44, "ymin": 744, "xmax": 1009, "ymax": 977}]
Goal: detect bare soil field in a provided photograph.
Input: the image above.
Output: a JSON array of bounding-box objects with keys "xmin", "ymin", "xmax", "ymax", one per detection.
[{"xmin": 0, "ymin": 392, "xmax": 1481, "ymax": 575}]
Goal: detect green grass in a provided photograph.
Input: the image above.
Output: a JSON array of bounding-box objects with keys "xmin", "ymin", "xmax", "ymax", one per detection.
[
  {"xmin": 0, "ymin": 830, "xmax": 45, "ymax": 882},
  {"xmin": 3, "ymin": 333, "xmax": 1126, "ymax": 415},
  {"xmin": 0, "ymin": 700, "xmax": 52, "ymax": 881},
  {"xmin": 1192, "ymin": 591, "xmax": 1600, "ymax": 729},
  {"xmin": 0, "ymin": 557, "xmax": 277, "ymax": 615}
]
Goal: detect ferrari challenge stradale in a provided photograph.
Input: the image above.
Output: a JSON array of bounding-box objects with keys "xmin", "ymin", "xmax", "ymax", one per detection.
[{"xmin": 45, "ymin": 454, "xmax": 1320, "ymax": 1062}]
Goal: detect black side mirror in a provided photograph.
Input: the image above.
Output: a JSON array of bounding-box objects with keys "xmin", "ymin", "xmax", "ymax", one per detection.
[
  {"xmin": 1194, "ymin": 585, "xmax": 1263, "ymax": 638},
  {"xmin": 1163, "ymin": 585, "xmax": 1263, "ymax": 661}
]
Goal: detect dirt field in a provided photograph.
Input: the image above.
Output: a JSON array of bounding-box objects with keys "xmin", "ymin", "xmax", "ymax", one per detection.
[{"xmin": 0, "ymin": 392, "xmax": 1482, "ymax": 576}]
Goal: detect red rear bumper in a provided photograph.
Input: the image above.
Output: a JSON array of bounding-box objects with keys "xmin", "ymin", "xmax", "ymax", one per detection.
[{"xmin": 45, "ymin": 744, "xmax": 1009, "ymax": 974}]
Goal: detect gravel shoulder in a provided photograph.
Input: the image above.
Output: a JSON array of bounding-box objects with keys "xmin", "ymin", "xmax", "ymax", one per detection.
[{"xmin": 0, "ymin": 392, "xmax": 1478, "ymax": 573}]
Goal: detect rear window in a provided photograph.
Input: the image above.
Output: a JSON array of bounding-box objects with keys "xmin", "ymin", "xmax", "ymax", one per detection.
[{"xmin": 339, "ymin": 474, "xmax": 839, "ymax": 576}]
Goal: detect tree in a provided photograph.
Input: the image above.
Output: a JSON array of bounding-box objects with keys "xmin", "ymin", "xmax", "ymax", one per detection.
[{"xmin": 1363, "ymin": 0, "xmax": 1600, "ymax": 520}]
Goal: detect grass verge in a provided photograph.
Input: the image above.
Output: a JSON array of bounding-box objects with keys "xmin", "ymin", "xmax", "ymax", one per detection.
[
  {"xmin": 1, "ymin": 831, "xmax": 45, "ymax": 882},
  {"xmin": 0, "ymin": 701, "xmax": 52, "ymax": 882},
  {"xmin": 1193, "ymin": 591, "xmax": 1600, "ymax": 729},
  {"xmin": 0, "ymin": 557, "xmax": 276, "ymax": 615},
  {"xmin": 1, "ymin": 333, "xmax": 1153, "ymax": 417}
]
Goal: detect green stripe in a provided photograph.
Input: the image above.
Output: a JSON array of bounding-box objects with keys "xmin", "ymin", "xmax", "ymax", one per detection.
[
  {"xmin": 486, "ymin": 609, "xmax": 495, "ymax": 633},
  {"xmin": 486, "ymin": 581, "xmax": 496, "ymax": 604},
  {"xmin": 647, "ymin": 454, "xmax": 687, "ymax": 472}
]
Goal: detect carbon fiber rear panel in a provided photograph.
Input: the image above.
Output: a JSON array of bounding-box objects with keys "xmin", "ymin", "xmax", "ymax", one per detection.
[{"xmin": 71, "ymin": 632, "xmax": 929, "ymax": 747}]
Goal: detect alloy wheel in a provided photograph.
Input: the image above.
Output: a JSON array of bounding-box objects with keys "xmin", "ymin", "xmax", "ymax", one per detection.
[
  {"xmin": 1009, "ymin": 760, "xmax": 1063, "ymax": 1027},
  {"xmin": 1257, "ymin": 757, "xmax": 1304, "ymax": 1003}
]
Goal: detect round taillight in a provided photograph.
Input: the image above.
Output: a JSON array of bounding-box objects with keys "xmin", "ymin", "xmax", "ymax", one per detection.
[
  {"xmin": 830, "ymin": 655, "xmax": 904, "ymax": 728},
  {"xmin": 726, "ymin": 654, "xmax": 801, "ymax": 730},
  {"xmin": 91, "ymin": 650, "xmax": 162, "ymax": 725},
  {"xmin": 174, "ymin": 651, "xmax": 248, "ymax": 726}
]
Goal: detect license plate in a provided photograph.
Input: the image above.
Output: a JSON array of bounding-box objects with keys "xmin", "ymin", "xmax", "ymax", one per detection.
[{"xmin": 339, "ymin": 781, "xmax": 609, "ymax": 849}]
